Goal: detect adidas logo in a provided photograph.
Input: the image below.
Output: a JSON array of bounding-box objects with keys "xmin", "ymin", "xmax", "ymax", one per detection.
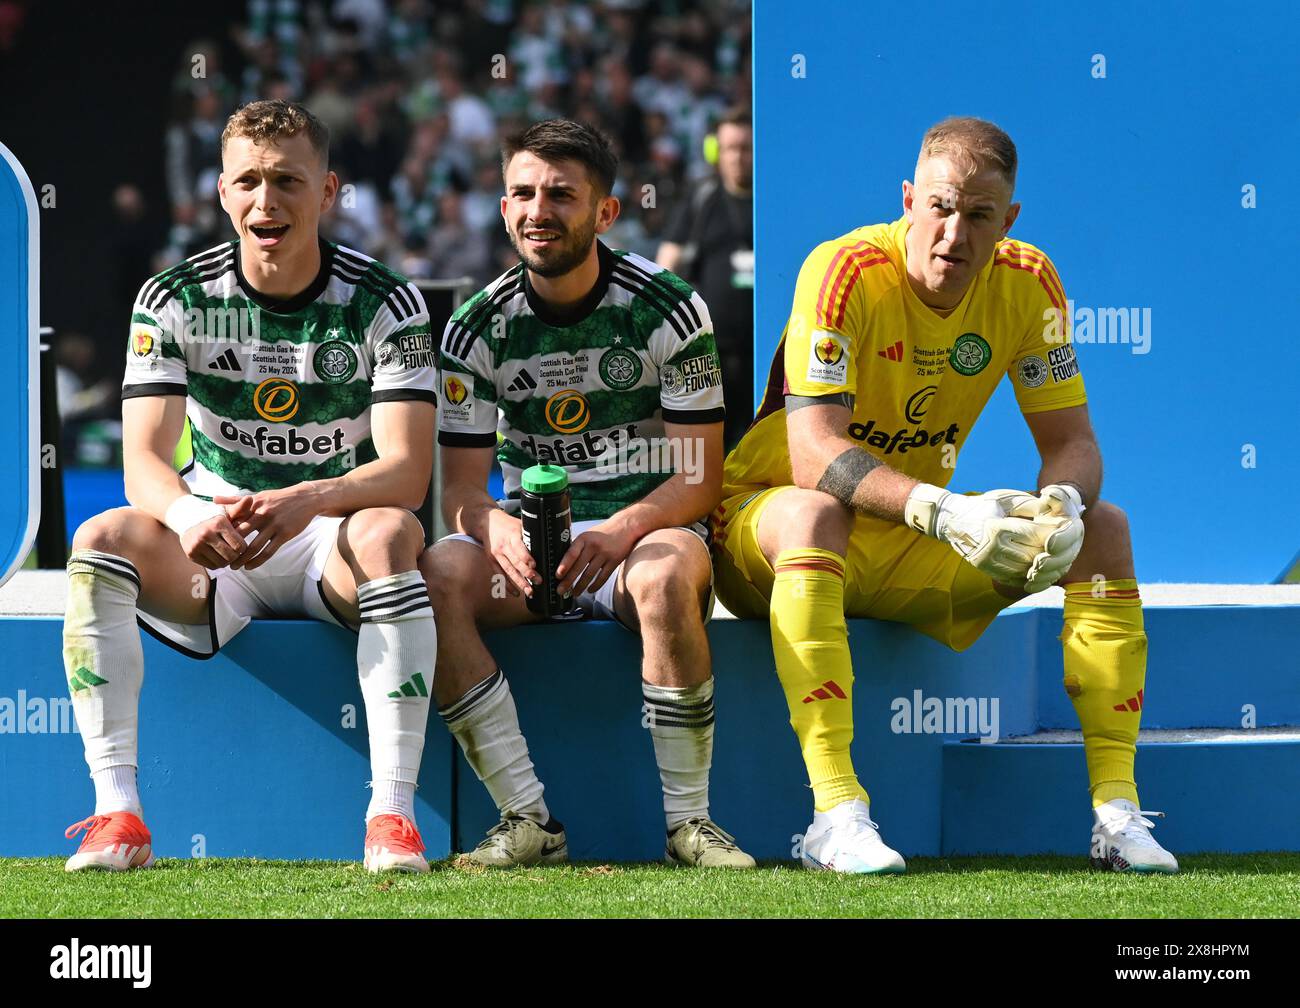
[
  {"xmin": 1113, "ymin": 689, "xmax": 1144, "ymax": 713},
  {"xmin": 207, "ymin": 348, "xmax": 241, "ymax": 371},
  {"xmin": 877, "ymin": 341, "xmax": 904, "ymax": 362},
  {"xmin": 507, "ymin": 367, "xmax": 537, "ymax": 393},
  {"xmin": 801, "ymin": 680, "xmax": 847, "ymax": 703},
  {"xmin": 387, "ymin": 673, "xmax": 429, "ymax": 699},
  {"xmin": 68, "ymin": 666, "xmax": 108, "ymax": 692}
]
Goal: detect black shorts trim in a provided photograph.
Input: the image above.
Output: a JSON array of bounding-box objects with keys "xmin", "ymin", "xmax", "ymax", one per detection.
[
  {"xmin": 135, "ymin": 576, "xmax": 220, "ymax": 660},
  {"xmin": 316, "ymin": 578, "xmax": 359, "ymax": 634}
]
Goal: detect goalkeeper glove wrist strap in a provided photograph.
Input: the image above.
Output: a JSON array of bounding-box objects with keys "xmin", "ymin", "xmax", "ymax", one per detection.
[{"xmin": 904, "ymin": 483, "xmax": 951, "ymax": 538}]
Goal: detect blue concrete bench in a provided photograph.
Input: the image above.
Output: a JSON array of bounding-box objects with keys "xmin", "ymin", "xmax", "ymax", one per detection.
[{"xmin": 2, "ymin": 598, "xmax": 1298, "ymax": 861}]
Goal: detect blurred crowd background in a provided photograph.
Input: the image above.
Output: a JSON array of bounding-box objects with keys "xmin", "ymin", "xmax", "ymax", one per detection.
[{"xmin": 37, "ymin": 0, "xmax": 751, "ymax": 451}]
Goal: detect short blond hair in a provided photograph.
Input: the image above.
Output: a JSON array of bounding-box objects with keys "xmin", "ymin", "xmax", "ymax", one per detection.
[
  {"xmin": 221, "ymin": 99, "xmax": 329, "ymax": 166},
  {"xmin": 917, "ymin": 116, "xmax": 1016, "ymax": 191}
]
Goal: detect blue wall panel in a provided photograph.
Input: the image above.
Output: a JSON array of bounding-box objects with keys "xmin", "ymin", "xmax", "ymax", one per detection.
[{"xmin": 754, "ymin": 1, "xmax": 1300, "ymax": 581}]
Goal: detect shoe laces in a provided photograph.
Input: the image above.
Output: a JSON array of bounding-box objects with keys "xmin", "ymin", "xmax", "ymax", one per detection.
[
  {"xmin": 369, "ymin": 814, "xmax": 424, "ymax": 851},
  {"xmin": 678, "ymin": 817, "xmax": 739, "ymax": 850},
  {"xmin": 1109, "ymin": 807, "xmax": 1166, "ymax": 849},
  {"xmin": 842, "ymin": 807, "xmax": 885, "ymax": 843},
  {"xmin": 65, "ymin": 815, "xmax": 110, "ymax": 842},
  {"xmin": 482, "ymin": 815, "xmax": 532, "ymax": 846}
]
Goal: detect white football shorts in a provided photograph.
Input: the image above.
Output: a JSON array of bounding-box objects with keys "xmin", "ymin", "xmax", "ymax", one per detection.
[
  {"xmin": 137, "ymin": 514, "xmax": 352, "ymax": 658},
  {"xmin": 440, "ymin": 519, "xmax": 713, "ymax": 629}
]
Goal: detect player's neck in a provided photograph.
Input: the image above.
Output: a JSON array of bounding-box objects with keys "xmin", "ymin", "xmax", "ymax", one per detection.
[
  {"xmin": 528, "ymin": 242, "xmax": 602, "ymax": 314},
  {"xmin": 239, "ymin": 237, "xmax": 322, "ymax": 301}
]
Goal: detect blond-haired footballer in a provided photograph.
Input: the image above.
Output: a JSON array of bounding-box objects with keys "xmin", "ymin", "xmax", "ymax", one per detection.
[
  {"xmin": 61, "ymin": 101, "xmax": 439, "ymax": 874},
  {"xmin": 713, "ymin": 117, "xmax": 1176, "ymax": 874}
]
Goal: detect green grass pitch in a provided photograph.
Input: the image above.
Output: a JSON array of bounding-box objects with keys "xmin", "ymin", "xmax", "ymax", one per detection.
[{"xmin": 3, "ymin": 854, "xmax": 1298, "ymax": 918}]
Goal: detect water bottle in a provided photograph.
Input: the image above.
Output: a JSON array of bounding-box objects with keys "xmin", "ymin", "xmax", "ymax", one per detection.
[{"xmin": 520, "ymin": 464, "xmax": 583, "ymax": 621}]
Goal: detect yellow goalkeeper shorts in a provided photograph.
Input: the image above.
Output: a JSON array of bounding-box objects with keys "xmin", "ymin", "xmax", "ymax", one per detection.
[{"xmin": 711, "ymin": 486, "xmax": 1018, "ymax": 651}]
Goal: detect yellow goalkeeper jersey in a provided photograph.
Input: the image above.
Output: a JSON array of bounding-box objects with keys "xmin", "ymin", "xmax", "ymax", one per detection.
[{"xmin": 724, "ymin": 216, "xmax": 1087, "ymax": 497}]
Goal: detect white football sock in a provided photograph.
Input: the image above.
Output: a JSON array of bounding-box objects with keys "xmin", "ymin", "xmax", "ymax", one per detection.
[
  {"xmin": 439, "ymin": 670, "xmax": 550, "ymax": 824},
  {"xmin": 64, "ymin": 550, "xmax": 145, "ymax": 779},
  {"xmin": 92, "ymin": 764, "xmax": 142, "ymax": 817},
  {"xmin": 642, "ymin": 677, "xmax": 715, "ymax": 831},
  {"xmin": 356, "ymin": 571, "xmax": 435, "ymax": 823},
  {"xmin": 367, "ymin": 779, "xmax": 417, "ymax": 823}
]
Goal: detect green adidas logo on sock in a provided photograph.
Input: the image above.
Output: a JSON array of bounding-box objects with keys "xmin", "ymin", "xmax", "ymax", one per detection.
[
  {"xmin": 68, "ymin": 666, "xmax": 108, "ymax": 692},
  {"xmin": 387, "ymin": 673, "xmax": 429, "ymax": 699}
]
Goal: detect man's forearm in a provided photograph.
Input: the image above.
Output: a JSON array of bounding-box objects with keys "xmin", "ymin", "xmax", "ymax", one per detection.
[
  {"xmin": 304, "ymin": 454, "xmax": 431, "ymax": 518},
  {"xmin": 799, "ymin": 437, "xmax": 918, "ymax": 524},
  {"xmin": 442, "ymin": 483, "xmax": 502, "ymax": 541},
  {"xmin": 606, "ymin": 469, "xmax": 720, "ymax": 541},
  {"xmin": 124, "ymin": 452, "xmax": 192, "ymax": 525},
  {"xmin": 1036, "ymin": 440, "xmax": 1102, "ymax": 506}
]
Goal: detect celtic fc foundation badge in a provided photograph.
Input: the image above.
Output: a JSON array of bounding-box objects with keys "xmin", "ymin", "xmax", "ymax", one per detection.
[
  {"xmin": 599, "ymin": 347, "xmax": 643, "ymax": 390},
  {"xmin": 949, "ymin": 332, "xmax": 991, "ymax": 376},
  {"xmin": 314, "ymin": 339, "xmax": 358, "ymax": 384}
]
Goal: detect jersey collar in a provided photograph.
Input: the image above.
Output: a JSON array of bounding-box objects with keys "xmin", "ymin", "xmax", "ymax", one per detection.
[
  {"xmin": 523, "ymin": 240, "xmax": 616, "ymax": 327},
  {"xmin": 234, "ymin": 237, "xmax": 335, "ymax": 314}
]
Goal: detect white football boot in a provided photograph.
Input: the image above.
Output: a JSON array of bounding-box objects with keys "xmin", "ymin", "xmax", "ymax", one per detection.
[
  {"xmin": 1090, "ymin": 799, "xmax": 1179, "ymax": 874},
  {"xmin": 464, "ymin": 815, "xmax": 569, "ymax": 868},
  {"xmin": 800, "ymin": 798, "xmax": 906, "ymax": 874}
]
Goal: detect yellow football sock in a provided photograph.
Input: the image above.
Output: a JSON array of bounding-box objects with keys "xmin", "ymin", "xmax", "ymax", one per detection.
[
  {"xmin": 1061, "ymin": 579, "xmax": 1146, "ymax": 807},
  {"xmin": 770, "ymin": 548, "xmax": 868, "ymax": 812}
]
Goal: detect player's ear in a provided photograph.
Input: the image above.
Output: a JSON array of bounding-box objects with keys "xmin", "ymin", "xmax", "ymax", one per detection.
[
  {"xmin": 217, "ymin": 173, "xmax": 228, "ymax": 213},
  {"xmin": 1002, "ymin": 200, "xmax": 1021, "ymax": 238},
  {"xmin": 902, "ymin": 180, "xmax": 915, "ymax": 219},
  {"xmin": 595, "ymin": 194, "xmax": 621, "ymax": 234},
  {"xmin": 320, "ymin": 170, "xmax": 339, "ymax": 213}
]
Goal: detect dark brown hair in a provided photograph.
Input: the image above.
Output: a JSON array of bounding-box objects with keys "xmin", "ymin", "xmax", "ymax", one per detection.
[{"xmin": 502, "ymin": 119, "xmax": 618, "ymax": 197}]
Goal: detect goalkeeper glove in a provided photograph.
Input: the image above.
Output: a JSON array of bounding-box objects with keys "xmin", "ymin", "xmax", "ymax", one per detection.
[
  {"xmin": 904, "ymin": 484, "xmax": 1045, "ymax": 584},
  {"xmin": 1014, "ymin": 484, "xmax": 1086, "ymax": 593}
]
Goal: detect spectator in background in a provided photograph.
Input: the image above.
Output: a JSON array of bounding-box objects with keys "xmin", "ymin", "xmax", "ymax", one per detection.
[
  {"xmin": 657, "ymin": 108, "xmax": 753, "ymax": 448},
  {"xmin": 426, "ymin": 190, "xmax": 491, "ymax": 284}
]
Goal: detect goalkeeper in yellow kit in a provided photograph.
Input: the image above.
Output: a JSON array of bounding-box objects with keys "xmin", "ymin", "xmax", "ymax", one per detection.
[{"xmin": 714, "ymin": 117, "xmax": 1177, "ymax": 874}]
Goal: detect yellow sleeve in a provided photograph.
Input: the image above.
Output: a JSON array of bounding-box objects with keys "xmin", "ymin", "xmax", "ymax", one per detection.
[
  {"xmin": 1005, "ymin": 249, "xmax": 1088, "ymax": 414},
  {"xmin": 783, "ymin": 240, "xmax": 876, "ymax": 398}
]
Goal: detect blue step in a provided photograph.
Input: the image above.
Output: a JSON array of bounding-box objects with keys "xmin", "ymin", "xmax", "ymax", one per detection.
[
  {"xmin": 941, "ymin": 730, "xmax": 1300, "ymax": 854},
  {"xmin": 1032, "ymin": 605, "xmax": 1300, "ymax": 729}
]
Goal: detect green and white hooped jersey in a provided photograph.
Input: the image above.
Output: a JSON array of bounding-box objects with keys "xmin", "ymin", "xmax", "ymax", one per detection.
[
  {"xmin": 438, "ymin": 242, "xmax": 726, "ymax": 521},
  {"xmin": 122, "ymin": 239, "xmax": 436, "ymax": 497}
]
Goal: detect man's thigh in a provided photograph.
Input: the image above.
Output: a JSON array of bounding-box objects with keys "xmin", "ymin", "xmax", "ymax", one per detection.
[
  {"xmin": 424, "ymin": 533, "xmax": 541, "ymax": 630},
  {"xmin": 72, "ymin": 506, "xmax": 211, "ymax": 625},
  {"xmin": 713, "ymin": 486, "xmax": 1014, "ymax": 650}
]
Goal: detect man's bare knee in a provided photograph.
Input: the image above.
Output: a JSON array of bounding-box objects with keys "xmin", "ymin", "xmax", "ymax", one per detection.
[
  {"xmin": 421, "ymin": 539, "xmax": 493, "ymax": 612},
  {"xmin": 760, "ymin": 488, "xmax": 853, "ymax": 559},
  {"xmin": 339, "ymin": 507, "xmax": 424, "ymax": 575},
  {"xmin": 71, "ymin": 507, "xmax": 161, "ymax": 562},
  {"xmin": 624, "ymin": 542, "xmax": 709, "ymax": 625}
]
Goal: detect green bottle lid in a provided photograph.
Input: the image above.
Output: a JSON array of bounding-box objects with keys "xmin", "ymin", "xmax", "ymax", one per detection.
[{"xmin": 521, "ymin": 464, "xmax": 568, "ymax": 494}]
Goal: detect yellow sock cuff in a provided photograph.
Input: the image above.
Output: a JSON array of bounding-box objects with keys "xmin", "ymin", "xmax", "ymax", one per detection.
[
  {"xmin": 774, "ymin": 548, "xmax": 845, "ymax": 581},
  {"xmin": 1063, "ymin": 578, "xmax": 1141, "ymax": 608}
]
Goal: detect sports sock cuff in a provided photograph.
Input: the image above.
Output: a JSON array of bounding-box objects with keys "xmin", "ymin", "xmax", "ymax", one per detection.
[
  {"xmin": 642, "ymin": 678, "xmax": 715, "ymax": 729},
  {"xmin": 357, "ymin": 570, "xmax": 431, "ymax": 623},
  {"xmin": 438, "ymin": 669, "xmax": 507, "ymax": 726},
  {"xmin": 66, "ymin": 550, "xmax": 141, "ymax": 596},
  {"xmin": 1063, "ymin": 578, "xmax": 1141, "ymax": 607},
  {"xmin": 773, "ymin": 548, "xmax": 845, "ymax": 580}
]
